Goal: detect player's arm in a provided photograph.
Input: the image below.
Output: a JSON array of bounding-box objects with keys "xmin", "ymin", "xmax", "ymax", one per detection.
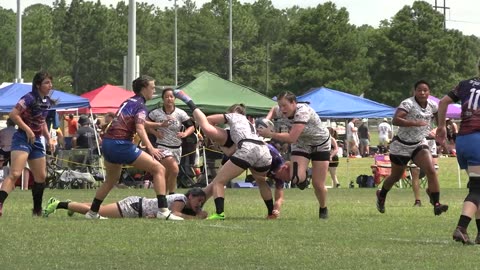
[{"xmin": 170, "ymin": 201, "xmax": 207, "ymax": 219}]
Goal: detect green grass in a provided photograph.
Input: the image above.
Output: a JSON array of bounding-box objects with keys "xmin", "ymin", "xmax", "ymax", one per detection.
[{"xmin": 0, "ymin": 157, "xmax": 474, "ymax": 270}]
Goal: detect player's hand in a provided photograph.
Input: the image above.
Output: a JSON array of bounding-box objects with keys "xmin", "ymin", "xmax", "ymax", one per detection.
[
  {"xmin": 435, "ymin": 127, "xmax": 447, "ymax": 145},
  {"xmin": 26, "ymin": 129, "xmax": 35, "ymax": 144},
  {"xmin": 196, "ymin": 210, "xmax": 208, "ymax": 219},
  {"xmin": 147, "ymin": 146, "xmax": 163, "ymax": 161},
  {"xmin": 257, "ymin": 128, "xmax": 273, "ymax": 138}
]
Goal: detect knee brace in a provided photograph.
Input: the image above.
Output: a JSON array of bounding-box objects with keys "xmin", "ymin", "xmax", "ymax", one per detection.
[{"xmin": 465, "ymin": 177, "xmax": 480, "ymax": 207}]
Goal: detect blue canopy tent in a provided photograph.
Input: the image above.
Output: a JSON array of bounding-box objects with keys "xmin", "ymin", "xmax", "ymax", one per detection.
[
  {"xmin": 296, "ymin": 87, "xmax": 395, "ymax": 118},
  {"xmin": 0, "ymin": 83, "xmax": 90, "ymax": 112}
]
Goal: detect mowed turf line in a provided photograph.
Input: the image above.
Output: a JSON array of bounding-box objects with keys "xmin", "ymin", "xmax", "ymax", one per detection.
[{"xmin": 0, "ymin": 186, "xmax": 478, "ymax": 270}]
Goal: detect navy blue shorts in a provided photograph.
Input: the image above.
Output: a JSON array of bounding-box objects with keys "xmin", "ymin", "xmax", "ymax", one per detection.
[
  {"xmin": 102, "ymin": 138, "xmax": 142, "ymax": 164},
  {"xmin": 456, "ymin": 133, "xmax": 480, "ymax": 170},
  {"xmin": 11, "ymin": 131, "xmax": 45, "ymax": 160}
]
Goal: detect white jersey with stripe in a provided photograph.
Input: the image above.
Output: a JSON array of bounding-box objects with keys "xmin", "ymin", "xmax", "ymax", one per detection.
[
  {"xmin": 224, "ymin": 113, "xmax": 262, "ymax": 144},
  {"xmin": 148, "ymin": 107, "xmax": 190, "ymax": 147},
  {"xmin": 396, "ymin": 97, "xmax": 437, "ymax": 143},
  {"xmin": 141, "ymin": 194, "xmax": 187, "ymax": 217},
  {"xmin": 273, "ymin": 103, "xmax": 330, "ymax": 144}
]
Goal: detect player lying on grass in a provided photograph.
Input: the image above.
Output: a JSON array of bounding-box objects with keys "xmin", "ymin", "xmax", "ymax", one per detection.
[{"xmin": 43, "ymin": 188, "xmax": 207, "ymax": 219}]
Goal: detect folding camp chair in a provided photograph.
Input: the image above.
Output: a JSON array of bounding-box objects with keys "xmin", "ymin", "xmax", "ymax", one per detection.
[
  {"xmin": 370, "ymin": 154, "xmax": 408, "ymax": 187},
  {"xmin": 401, "ymin": 163, "xmax": 439, "ymax": 188}
]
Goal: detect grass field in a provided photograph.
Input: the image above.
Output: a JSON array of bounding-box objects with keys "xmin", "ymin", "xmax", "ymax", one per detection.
[{"xmin": 0, "ymin": 157, "xmax": 476, "ymax": 270}]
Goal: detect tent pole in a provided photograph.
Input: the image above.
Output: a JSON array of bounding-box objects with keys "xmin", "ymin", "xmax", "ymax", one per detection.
[
  {"xmin": 89, "ymin": 108, "xmax": 105, "ymax": 182},
  {"xmin": 345, "ymin": 119, "xmax": 350, "ymax": 184},
  {"xmin": 202, "ymin": 145, "xmax": 209, "ymax": 185}
]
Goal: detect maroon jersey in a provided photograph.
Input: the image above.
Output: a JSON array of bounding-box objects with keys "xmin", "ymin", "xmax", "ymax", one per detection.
[
  {"xmin": 448, "ymin": 77, "xmax": 480, "ymax": 135},
  {"xmin": 103, "ymin": 95, "xmax": 147, "ymax": 140},
  {"xmin": 15, "ymin": 92, "xmax": 52, "ymax": 137}
]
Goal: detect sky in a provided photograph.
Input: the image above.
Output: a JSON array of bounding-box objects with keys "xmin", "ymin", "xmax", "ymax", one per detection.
[{"xmin": 0, "ymin": 0, "xmax": 478, "ymax": 36}]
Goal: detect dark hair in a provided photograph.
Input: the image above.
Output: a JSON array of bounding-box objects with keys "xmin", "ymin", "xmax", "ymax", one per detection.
[
  {"xmin": 32, "ymin": 71, "xmax": 57, "ymax": 105},
  {"xmin": 414, "ymin": 80, "xmax": 430, "ymax": 89},
  {"xmin": 227, "ymin": 103, "xmax": 246, "ymax": 115},
  {"xmin": 185, "ymin": 187, "xmax": 206, "ymax": 198},
  {"xmin": 6, "ymin": 118, "xmax": 15, "ymax": 127},
  {"xmin": 105, "ymin": 112, "xmax": 115, "ymax": 119},
  {"xmin": 276, "ymin": 91, "xmax": 297, "ymax": 103},
  {"xmin": 132, "ymin": 75, "xmax": 154, "ymax": 94},
  {"xmin": 162, "ymin": 88, "xmax": 174, "ymax": 98},
  {"xmin": 327, "ymin": 127, "xmax": 337, "ymax": 139}
]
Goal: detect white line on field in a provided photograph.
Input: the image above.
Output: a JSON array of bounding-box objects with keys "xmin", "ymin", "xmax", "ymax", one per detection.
[
  {"xmin": 196, "ymin": 223, "xmax": 249, "ymax": 230},
  {"xmin": 388, "ymin": 237, "xmax": 451, "ymax": 245}
]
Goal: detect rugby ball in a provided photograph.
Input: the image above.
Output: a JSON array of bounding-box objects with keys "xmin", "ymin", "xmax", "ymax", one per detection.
[{"xmin": 255, "ymin": 118, "xmax": 275, "ymax": 132}]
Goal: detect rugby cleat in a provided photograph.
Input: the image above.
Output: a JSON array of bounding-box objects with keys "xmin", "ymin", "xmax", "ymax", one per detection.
[
  {"xmin": 85, "ymin": 210, "xmax": 108, "ymax": 220},
  {"xmin": 433, "ymin": 203, "xmax": 448, "ymax": 216},
  {"xmin": 376, "ymin": 189, "xmax": 385, "ymax": 214},
  {"xmin": 207, "ymin": 212, "xmax": 225, "ymax": 220},
  {"xmin": 452, "ymin": 226, "xmax": 474, "ymax": 245}
]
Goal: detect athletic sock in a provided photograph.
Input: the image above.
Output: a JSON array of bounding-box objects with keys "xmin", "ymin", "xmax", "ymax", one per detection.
[
  {"xmin": 379, "ymin": 187, "xmax": 389, "ymax": 198},
  {"xmin": 157, "ymin": 194, "xmax": 167, "ymax": 209},
  {"xmin": 214, "ymin": 197, "xmax": 225, "ymax": 214},
  {"xmin": 458, "ymin": 215, "xmax": 472, "ymax": 229},
  {"xmin": 168, "ymin": 192, "xmax": 175, "ymax": 195},
  {"xmin": 476, "ymin": 218, "xmax": 480, "ymax": 233},
  {"xmin": 90, "ymin": 198, "xmax": 103, "ymax": 213},
  {"xmin": 31, "ymin": 182, "xmax": 45, "ymax": 212},
  {"xmin": 173, "ymin": 89, "xmax": 192, "ymax": 103},
  {"xmin": 173, "ymin": 89, "xmax": 197, "ymax": 111},
  {"xmin": 0, "ymin": 190, "xmax": 9, "ymax": 204},
  {"xmin": 264, "ymin": 199, "xmax": 274, "ymax": 215},
  {"xmin": 431, "ymin": 192, "xmax": 440, "ymax": 205},
  {"xmin": 57, "ymin": 202, "xmax": 69, "ymax": 209}
]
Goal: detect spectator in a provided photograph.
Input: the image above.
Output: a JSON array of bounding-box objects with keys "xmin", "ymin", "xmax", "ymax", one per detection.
[
  {"xmin": 327, "ymin": 127, "xmax": 340, "ymax": 188},
  {"xmin": 73, "ymin": 116, "xmax": 99, "ymax": 154},
  {"xmin": 64, "ymin": 114, "xmax": 78, "ymax": 150},
  {"xmin": 446, "ymin": 118, "xmax": 458, "ymax": 156},
  {"xmin": 0, "ymin": 118, "xmax": 17, "ymax": 166},
  {"xmin": 346, "ymin": 118, "xmax": 360, "ymax": 157},
  {"xmin": 358, "ymin": 118, "xmax": 370, "ymax": 157},
  {"xmin": 378, "ymin": 118, "xmax": 392, "ymax": 151},
  {"xmin": 100, "ymin": 112, "xmax": 115, "ymax": 138}
]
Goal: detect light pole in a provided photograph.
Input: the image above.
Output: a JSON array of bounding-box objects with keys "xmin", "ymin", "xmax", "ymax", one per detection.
[
  {"xmin": 228, "ymin": 0, "xmax": 232, "ymax": 81},
  {"xmin": 169, "ymin": 0, "xmax": 179, "ymax": 86},
  {"xmin": 174, "ymin": 0, "xmax": 178, "ymax": 86}
]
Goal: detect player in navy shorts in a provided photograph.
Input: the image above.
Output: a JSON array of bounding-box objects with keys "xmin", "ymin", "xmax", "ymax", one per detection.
[
  {"xmin": 85, "ymin": 75, "xmax": 182, "ymax": 220},
  {"xmin": 0, "ymin": 71, "xmax": 55, "ymax": 217},
  {"xmin": 437, "ymin": 61, "xmax": 480, "ymax": 244}
]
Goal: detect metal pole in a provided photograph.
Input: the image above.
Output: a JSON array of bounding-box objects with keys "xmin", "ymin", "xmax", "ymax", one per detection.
[
  {"xmin": 127, "ymin": 0, "xmax": 136, "ymax": 90},
  {"xmin": 15, "ymin": 0, "xmax": 23, "ymax": 83},
  {"xmin": 228, "ymin": 0, "xmax": 232, "ymax": 81},
  {"xmin": 174, "ymin": 0, "xmax": 178, "ymax": 86}
]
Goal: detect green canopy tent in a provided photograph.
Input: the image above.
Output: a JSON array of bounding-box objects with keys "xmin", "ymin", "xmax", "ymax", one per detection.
[{"xmin": 146, "ymin": 71, "xmax": 276, "ymax": 116}]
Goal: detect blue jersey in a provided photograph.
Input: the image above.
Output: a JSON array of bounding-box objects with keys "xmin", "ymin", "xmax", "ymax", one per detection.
[
  {"xmin": 104, "ymin": 95, "xmax": 147, "ymax": 141},
  {"xmin": 14, "ymin": 91, "xmax": 52, "ymax": 137}
]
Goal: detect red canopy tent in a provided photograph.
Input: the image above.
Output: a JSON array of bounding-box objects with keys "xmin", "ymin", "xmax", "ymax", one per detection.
[{"xmin": 79, "ymin": 84, "xmax": 134, "ymax": 114}]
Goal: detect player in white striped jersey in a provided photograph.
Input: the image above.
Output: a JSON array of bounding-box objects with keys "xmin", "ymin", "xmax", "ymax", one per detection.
[
  {"xmin": 173, "ymin": 89, "xmax": 272, "ymax": 220},
  {"xmin": 148, "ymin": 88, "xmax": 195, "ymax": 194},
  {"xmin": 260, "ymin": 91, "xmax": 332, "ymax": 219},
  {"xmin": 43, "ymin": 188, "xmax": 207, "ymax": 219}
]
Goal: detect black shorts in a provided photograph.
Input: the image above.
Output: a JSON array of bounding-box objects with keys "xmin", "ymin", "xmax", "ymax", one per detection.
[{"xmin": 329, "ymin": 155, "xmax": 339, "ymax": 168}]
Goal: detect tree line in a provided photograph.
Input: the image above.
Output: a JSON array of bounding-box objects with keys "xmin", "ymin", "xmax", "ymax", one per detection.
[{"xmin": 0, "ymin": 0, "xmax": 479, "ymax": 106}]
